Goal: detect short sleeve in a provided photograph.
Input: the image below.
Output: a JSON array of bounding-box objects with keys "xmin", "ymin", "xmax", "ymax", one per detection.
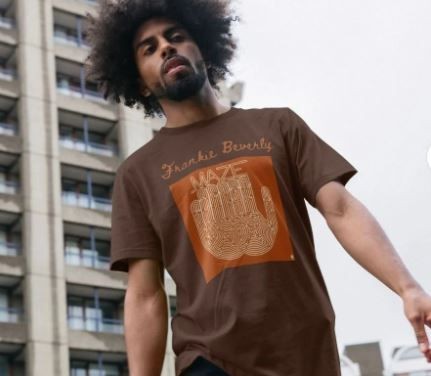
[
  {"xmin": 109, "ymin": 164, "xmax": 162, "ymax": 272},
  {"xmin": 282, "ymin": 107, "xmax": 358, "ymax": 208}
]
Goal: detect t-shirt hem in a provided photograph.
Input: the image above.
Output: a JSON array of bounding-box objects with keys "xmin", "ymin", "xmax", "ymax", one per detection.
[
  {"xmin": 176, "ymin": 348, "xmax": 251, "ymax": 376},
  {"xmin": 109, "ymin": 248, "xmax": 163, "ymax": 272},
  {"xmin": 308, "ymin": 168, "xmax": 358, "ymax": 207}
]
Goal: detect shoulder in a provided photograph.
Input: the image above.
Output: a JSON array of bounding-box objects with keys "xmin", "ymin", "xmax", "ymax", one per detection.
[
  {"xmin": 235, "ymin": 106, "xmax": 297, "ymax": 127},
  {"xmin": 116, "ymin": 134, "xmax": 163, "ymax": 176}
]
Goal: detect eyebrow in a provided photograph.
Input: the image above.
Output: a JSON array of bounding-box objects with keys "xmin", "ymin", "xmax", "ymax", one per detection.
[{"xmin": 134, "ymin": 25, "xmax": 185, "ymax": 52}]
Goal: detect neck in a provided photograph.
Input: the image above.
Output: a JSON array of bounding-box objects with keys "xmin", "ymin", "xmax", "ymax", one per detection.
[{"xmin": 159, "ymin": 81, "xmax": 231, "ymax": 128}]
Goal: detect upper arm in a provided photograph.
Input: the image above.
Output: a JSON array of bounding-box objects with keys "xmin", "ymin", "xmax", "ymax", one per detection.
[
  {"xmin": 110, "ymin": 165, "xmax": 163, "ymax": 273},
  {"xmin": 281, "ymin": 107, "xmax": 358, "ymax": 208},
  {"xmin": 315, "ymin": 180, "xmax": 353, "ymax": 219},
  {"xmin": 127, "ymin": 258, "xmax": 164, "ymax": 297}
]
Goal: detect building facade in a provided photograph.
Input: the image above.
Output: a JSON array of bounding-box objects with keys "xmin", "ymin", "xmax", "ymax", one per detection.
[{"xmin": 0, "ymin": 0, "xmax": 242, "ymax": 375}]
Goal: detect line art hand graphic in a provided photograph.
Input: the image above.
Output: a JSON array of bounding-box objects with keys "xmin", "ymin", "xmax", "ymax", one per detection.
[{"xmin": 190, "ymin": 172, "xmax": 278, "ymax": 260}]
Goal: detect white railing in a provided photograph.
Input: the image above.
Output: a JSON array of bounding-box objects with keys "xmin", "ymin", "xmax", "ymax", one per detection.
[
  {"xmin": 65, "ymin": 247, "xmax": 110, "ymax": 270},
  {"xmin": 68, "ymin": 316, "xmax": 123, "ymax": 334},
  {"xmin": 59, "ymin": 137, "xmax": 118, "ymax": 157},
  {"xmin": 62, "ymin": 191, "xmax": 112, "ymax": 212},
  {"xmin": 0, "ymin": 240, "xmax": 20, "ymax": 256},
  {"xmin": 57, "ymin": 81, "xmax": 105, "ymax": 103},
  {"xmin": 0, "ymin": 180, "xmax": 19, "ymax": 194},
  {"xmin": 0, "ymin": 122, "xmax": 17, "ymax": 136},
  {"xmin": 0, "ymin": 307, "xmax": 23, "ymax": 323},
  {"xmin": 0, "ymin": 16, "xmax": 14, "ymax": 30}
]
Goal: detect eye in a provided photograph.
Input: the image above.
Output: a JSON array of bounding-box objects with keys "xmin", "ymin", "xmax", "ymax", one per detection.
[
  {"xmin": 143, "ymin": 45, "xmax": 155, "ymax": 55},
  {"xmin": 171, "ymin": 33, "xmax": 185, "ymax": 42}
]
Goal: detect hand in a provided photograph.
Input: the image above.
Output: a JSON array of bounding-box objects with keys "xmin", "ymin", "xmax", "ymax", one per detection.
[{"xmin": 402, "ymin": 287, "xmax": 431, "ymax": 363}]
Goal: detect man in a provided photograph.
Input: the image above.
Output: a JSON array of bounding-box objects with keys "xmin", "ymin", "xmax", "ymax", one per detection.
[{"xmin": 85, "ymin": 0, "xmax": 431, "ymax": 375}]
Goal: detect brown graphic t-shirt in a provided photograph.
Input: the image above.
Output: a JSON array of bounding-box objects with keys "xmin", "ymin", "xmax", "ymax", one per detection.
[{"xmin": 110, "ymin": 106, "xmax": 358, "ymax": 376}]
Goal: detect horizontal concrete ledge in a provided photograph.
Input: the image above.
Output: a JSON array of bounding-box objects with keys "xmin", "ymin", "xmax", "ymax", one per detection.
[
  {"xmin": 0, "ymin": 192, "xmax": 22, "ymax": 213},
  {"xmin": 52, "ymin": 0, "xmax": 98, "ymax": 18},
  {"xmin": 60, "ymin": 146, "xmax": 120, "ymax": 174},
  {"xmin": 62, "ymin": 204, "xmax": 111, "ymax": 228},
  {"xmin": 68, "ymin": 329, "xmax": 126, "ymax": 353},
  {"xmin": 57, "ymin": 94, "xmax": 118, "ymax": 122},
  {"xmin": 0, "ymin": 322, "xmax": 26, "ymax": 343},
  {"xmin": 0, "ymin": 134, "xmax": 21, "ymax": 154},
  {"xmin": 0, "ymin": 255, "xmax": 24, "ymax": 276},
  {"xmin": 66, "ymin": 265, "xmax": 127, "ymax": 290}
]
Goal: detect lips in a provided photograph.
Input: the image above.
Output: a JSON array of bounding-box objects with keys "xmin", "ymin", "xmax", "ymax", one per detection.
[{"xmin": 163, "ymin": 56, "xmax": 190, "ymax": 74}]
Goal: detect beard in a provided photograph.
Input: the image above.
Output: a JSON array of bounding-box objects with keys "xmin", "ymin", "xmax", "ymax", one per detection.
[{"xmin": 151, "ymin": 59, "xmax": 207, "ymax": 102}]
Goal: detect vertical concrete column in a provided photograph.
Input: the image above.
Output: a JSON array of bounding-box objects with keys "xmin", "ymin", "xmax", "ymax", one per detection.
[{"xmin": 16, "ymin": 0, "xmax": 68, "ymax": 375}]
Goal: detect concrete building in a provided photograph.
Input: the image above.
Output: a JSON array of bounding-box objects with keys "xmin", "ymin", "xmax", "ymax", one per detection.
[
  {"xmin": 384, "ymin": 344, "xmax": 431, "ymax": 376},
  {"xmin": 0, "ymin": 0, "xmax": 242, "ymax": 375},
  {"xmin": 343, "ymin": 341, "xmax": 384, "ymax": 376}
]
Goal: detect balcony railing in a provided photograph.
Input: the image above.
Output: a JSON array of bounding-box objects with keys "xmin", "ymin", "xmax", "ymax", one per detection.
[
  {"xmin": 0, "ymin": 306, "xmax": 23, "ymax": 323},
  {"xmin": 0, "ymin": 122, "xmax": 17, "ymax": 136},
  {"xmin": 0, "ymin": 180, "xmax": 19, "ymax": 194},
  {"xmin": 60, "ymin": 136, "xmax": 118, "ymax": 157},
  {"xmin": 0, "ymin": 67, "xmax": 16, "ymax": 82},
  {"xmin": 68, "ymin": 315, "xmax": 123, "ymax": 334},
  {"xmin": 65, "ymin": 248, "xmax": 110, "ymax": 270},
  {"xmin": 62, "ymin": 191, "xmax": 112, "ymax": 212},
  {"xmin": 0, "ymin": 16, "xmax": 14, "ymax": 30},
  {"xmin": 54, "ymin": 30, "xmax": 90, "ymax": 49},
  {"xmin": 56, "ymin": 80, "xmax": 105, "ymax": 103},
  {"xmin": 0, "ymin": 240, "xmax": 20, "ymax": 256}
]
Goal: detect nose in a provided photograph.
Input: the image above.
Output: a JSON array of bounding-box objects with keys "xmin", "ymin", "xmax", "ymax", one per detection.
[{"xmin": 160, "ymin": 38, "xmax": 177, "ymax": 59}]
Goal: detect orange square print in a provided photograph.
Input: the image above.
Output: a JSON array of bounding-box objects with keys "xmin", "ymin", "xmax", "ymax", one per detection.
[{"xmin": 169, "ymin": 155, "xmax": 295, "ymax": 283}]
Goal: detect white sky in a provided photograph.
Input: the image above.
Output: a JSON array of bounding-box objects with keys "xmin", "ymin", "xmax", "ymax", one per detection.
[{"xmin": 225, "ymin": 0, "xmax": 431, "ymax": 369}]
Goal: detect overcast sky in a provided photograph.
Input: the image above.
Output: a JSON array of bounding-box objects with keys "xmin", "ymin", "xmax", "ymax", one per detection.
[{"xmin": 224, "ymin": 0, "xmax": 431, "ymax": 368}]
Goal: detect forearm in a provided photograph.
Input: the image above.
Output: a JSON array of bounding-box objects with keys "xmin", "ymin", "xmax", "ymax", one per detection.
[
  {"xmin": 124, "ymin": 287, "xmax": 168, "ymax": 376},
  {"xmin": 325, "ymin": 195, "xmax": 423, "ymax": 298}
]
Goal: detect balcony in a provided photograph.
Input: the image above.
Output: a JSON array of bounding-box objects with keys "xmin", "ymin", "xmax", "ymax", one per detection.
[
  {"xmin": 68, "ymin": 315, "xmax": 123, "ymax": 335},
  {"xmin": 59, "ymin": 110, "xmax": 119, "ymax": 159},
  {"xmin": 0, "ymin": 42, "xmax": 16, "ymax": 81},
  {"xmin": 0, "ymin": 96, "xmax": 18, "ymax": 137},
  {"xmin": 0, "ymin": 0, "xmax": 15, "ymax": 32},
  {"xmin": 57, "ymin": 75, "xmax": 104, "ymax": 102},
  {"xmin": 0, "ymin": 42, "xmax": 17, "ymax": 96},
  {"xmin": 0, "ymin": 215, "xmax": 22, "ymax": 259},
  {"xmin": 0, "ymin": 278, "xmax": 24, "ymax": 330},
  {"xmin": 60, "ymin": 137, "xmax": 118, "ymax": 158},
  {"xmin": 64, "ymin": 228, "xmax": 110, "ymax": 270},
  {"xmin": 0, "ymin": 305, "xmax": 21, "ymax": 323},
  {"xmin": 0, "ymin": 154, "xmax": 20, "ymax": 196},
  {"xmin": 0, "ymin": 178, "xmax": 17, "ymax": 194},
  {"xmin": 67, "ymin": 286, "xmax": 124, "ymax": 335},
  {"xmin": 70, "ymin": 350, "xmax": 128, "ymax": 376},
  {"xmin": 66, "ymin": 248, "xmax": 110, "ymax": 271},
  {"xmin": 0, "ymin": 240, "xmax": 19, "ymax": 256},
  {"xmin": 56, "ymin": 58, "xmax": 105, "ymax": 103},
  {"xmin": 61, "ymin": 164, "xmax": 113, "ymax": 213},
  {"xmin": 62, "ymin": 191, "xmax": 111, "ymax": 212},
  {"xmin": 53, "ymin": 8, "xmax": 91, "ymax": 56},
  {"xmin": 0, "ymin": 344, "xmax": 25, "ymax": 376}
]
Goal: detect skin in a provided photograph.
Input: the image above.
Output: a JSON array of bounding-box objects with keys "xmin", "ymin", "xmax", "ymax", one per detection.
[
  {"xmin": 316, "ymin": 181, "xmax": 431, "ymax": 363},
  {"xmin": 132, "ymin": 17, "xmax": 231, "ymax": 128}
]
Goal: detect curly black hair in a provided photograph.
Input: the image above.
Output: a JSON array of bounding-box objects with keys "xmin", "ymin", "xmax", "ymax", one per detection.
[{"xmin": 84, "ymin": 0, "xmax": 240, "ymax": 118}]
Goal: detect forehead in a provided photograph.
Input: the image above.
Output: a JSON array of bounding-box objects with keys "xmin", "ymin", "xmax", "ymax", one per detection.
[{"xmin": 133, "ymin": 17, "xmax": 185, "ymax": 44}]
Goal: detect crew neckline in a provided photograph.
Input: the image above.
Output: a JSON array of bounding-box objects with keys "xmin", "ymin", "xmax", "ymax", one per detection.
[{"xmin": 158, "ymin": 106, "xmax": 240, "ymax": 134}]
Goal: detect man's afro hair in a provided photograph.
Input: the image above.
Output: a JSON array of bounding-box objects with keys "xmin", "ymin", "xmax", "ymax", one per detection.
[{"xmin": 85, "ymin": 0, "xmax": 240, "ymax": 118}]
